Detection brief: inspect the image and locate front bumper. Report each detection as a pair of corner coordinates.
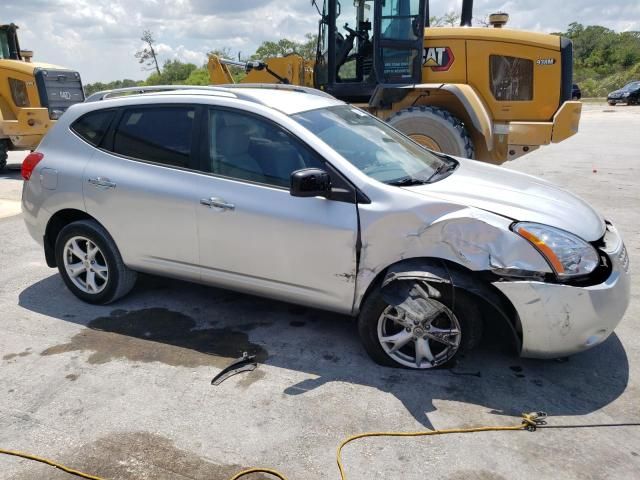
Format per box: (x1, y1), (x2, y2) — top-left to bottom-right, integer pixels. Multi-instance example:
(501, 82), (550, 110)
(494, 224), (630, 359)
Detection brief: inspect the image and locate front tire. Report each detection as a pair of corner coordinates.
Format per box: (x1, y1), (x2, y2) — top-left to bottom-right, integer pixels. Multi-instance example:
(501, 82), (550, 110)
(387, 106), (474, 159)
(55, 219), (137, 304)
(358, 284), (482, 369)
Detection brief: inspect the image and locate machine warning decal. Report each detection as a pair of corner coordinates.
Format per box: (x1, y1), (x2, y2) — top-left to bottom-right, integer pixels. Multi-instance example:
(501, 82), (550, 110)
(423, 47), (454, 71)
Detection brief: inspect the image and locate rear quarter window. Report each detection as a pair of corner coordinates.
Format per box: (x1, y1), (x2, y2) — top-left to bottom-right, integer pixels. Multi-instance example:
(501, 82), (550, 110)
(70, 109), (116, 146)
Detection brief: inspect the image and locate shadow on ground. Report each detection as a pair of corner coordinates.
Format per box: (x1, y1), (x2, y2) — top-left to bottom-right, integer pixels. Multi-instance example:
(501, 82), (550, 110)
(18, 273), (630, 427)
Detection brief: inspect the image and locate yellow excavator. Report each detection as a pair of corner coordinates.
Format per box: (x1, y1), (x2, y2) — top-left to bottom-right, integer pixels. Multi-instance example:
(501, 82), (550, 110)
(208, 0), (581, 164)
(0, 23), (84, 170)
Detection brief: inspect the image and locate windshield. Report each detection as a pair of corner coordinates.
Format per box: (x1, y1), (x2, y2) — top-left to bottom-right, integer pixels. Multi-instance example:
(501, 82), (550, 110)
(0, 30), (10, 59)
(292, 105), (454, 184)
(623, 81), (640, 91)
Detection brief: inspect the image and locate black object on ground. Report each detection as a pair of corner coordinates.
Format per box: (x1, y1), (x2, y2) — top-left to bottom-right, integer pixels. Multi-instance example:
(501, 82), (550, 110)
(211, 352), (258, 386)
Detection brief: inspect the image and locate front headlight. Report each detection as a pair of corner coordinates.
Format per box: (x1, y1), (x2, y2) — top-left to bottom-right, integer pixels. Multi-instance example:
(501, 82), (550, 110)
(513, 222), (599, 279)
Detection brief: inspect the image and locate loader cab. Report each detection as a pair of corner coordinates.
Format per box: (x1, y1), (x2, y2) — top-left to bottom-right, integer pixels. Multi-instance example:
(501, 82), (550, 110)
(0, 24), (22, 60)
(314, 0), (428, 102)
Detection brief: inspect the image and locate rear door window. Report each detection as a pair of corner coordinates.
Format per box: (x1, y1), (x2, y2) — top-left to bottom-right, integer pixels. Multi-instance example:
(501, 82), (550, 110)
(112, 106), (196, 168)
(71, 109), (115, 146)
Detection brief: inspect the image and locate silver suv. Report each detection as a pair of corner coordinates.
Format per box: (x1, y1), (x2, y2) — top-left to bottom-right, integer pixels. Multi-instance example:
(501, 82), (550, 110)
(21, 85), (630, 369)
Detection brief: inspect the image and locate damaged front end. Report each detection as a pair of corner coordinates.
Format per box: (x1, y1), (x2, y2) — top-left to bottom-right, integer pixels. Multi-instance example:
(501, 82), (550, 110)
(380, 258), (523, 357)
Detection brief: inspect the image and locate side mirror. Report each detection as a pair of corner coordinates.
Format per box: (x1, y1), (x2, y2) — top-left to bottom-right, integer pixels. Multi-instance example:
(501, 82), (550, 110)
(290, 168), (332, 198)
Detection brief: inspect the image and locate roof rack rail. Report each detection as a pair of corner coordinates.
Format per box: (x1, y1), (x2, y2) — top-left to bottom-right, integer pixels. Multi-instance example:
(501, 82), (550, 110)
(84, 85), (231, 102)
(218, 83), (336, 99)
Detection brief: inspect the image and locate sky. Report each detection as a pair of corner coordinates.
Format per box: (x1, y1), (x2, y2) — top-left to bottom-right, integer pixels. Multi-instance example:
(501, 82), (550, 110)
(2, 0), (639, 84)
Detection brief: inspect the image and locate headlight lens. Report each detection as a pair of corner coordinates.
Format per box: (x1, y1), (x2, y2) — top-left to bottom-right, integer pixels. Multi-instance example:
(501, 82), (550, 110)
(513, 222), (599, 279)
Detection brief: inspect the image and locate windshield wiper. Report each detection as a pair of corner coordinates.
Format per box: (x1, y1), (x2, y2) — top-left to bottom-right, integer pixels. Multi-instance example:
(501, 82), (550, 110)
(386, 176), (429, 186)
(425, 161), (457, 182)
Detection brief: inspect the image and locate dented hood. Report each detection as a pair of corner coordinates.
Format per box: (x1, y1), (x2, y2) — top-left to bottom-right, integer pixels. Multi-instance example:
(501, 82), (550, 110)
(405, 159), (605, 241)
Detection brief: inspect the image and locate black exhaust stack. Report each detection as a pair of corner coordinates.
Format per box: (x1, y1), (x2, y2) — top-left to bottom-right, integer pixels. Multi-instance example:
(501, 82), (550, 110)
(460, 0), (473, 27)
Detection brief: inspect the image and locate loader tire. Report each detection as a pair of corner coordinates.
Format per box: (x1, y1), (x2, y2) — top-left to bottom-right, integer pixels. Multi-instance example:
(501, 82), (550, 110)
(0, 140), (8, 171)
(387, 106), (474, 159)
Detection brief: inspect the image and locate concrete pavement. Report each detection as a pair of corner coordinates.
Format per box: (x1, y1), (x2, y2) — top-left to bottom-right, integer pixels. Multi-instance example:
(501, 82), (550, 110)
(0, 103), (639, 479)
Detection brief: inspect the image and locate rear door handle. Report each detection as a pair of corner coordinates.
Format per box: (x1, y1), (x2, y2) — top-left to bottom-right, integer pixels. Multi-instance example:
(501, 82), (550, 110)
(88, 177), (116, 189)
(200, 197), (235, 211)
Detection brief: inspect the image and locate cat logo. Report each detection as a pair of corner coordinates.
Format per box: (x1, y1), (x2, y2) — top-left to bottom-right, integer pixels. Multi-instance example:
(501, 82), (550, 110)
(423, 47), (454, 71)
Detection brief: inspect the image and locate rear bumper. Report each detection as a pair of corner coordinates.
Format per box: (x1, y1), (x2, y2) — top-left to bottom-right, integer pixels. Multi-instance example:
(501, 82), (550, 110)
(494, 224), (630, 359)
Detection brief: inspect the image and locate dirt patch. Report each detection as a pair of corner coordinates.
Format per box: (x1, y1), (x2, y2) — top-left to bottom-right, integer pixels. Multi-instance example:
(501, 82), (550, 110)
(446, 470), (507, 480)
(41, 308), (268, 368)
(7, 431), (271, 480)
(236, 369), (267, 389)
(65, 373), (80, 381)
(3, 349), (32, 361)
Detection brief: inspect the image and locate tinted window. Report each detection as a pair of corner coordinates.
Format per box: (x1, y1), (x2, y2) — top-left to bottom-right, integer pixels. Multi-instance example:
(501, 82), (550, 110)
(206, 109), (324, 187)
(113, 107), (195, 168)
(71, 109), (115, 146)
(490, 55), (533, 101)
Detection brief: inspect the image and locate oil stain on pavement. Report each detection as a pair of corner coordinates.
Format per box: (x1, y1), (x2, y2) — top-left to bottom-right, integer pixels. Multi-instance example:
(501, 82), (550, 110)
(40, 308), (268, 368)
(7, 431), (271, 480)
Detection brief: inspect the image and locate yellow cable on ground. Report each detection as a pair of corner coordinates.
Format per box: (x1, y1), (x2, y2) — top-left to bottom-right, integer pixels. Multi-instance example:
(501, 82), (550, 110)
(229, 412), (547, 480)
(229, 467), (289, 479)
(0, 413), (547, 480)
(0, 448), (106, 480)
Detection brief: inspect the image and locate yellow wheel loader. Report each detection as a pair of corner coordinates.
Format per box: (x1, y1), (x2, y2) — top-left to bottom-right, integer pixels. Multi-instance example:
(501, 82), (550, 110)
(0, 23), (84, 170)
(208, 0), (581, 164)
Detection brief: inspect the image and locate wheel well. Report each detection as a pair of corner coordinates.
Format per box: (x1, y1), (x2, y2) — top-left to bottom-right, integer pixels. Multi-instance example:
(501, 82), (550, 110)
(358, 257), (522, 354)
(44, 209), (95, 267)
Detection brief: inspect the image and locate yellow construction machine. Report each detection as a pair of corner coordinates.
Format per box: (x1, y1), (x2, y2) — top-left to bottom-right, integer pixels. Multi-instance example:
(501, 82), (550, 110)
(0, 23), (84, 169)
(208, 0), (581, 164)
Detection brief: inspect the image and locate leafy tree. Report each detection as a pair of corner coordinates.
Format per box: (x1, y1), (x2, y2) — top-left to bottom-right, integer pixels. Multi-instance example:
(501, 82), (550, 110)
(84, 79), (143, 96)
(558, 22), (640, 96)
(252, 34), (318, 62)
(135, 30), (161, 75)
(145, 60), (198, 85)
(430, 12), (460, 27)
(184, 67), (211, 85)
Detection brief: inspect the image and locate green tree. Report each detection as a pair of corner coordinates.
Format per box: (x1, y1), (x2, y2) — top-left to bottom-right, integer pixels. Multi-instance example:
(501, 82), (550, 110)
(252, 34), (318, 62)
(84, 79), (143, 96)
(145, 60), (198, 85)
(558, 22), (640, 97)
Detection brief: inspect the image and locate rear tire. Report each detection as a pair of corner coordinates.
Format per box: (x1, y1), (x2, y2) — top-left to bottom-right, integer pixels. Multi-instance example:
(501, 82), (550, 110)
(55, 219), (137, 304)
(0, 140), (8, 171)
(358, 283), (482, 369)
(387, 106), (474, 159)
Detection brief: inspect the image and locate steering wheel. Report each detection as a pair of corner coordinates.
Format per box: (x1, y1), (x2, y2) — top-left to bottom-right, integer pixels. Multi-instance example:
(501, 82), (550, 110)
(343, 23), (367, 40)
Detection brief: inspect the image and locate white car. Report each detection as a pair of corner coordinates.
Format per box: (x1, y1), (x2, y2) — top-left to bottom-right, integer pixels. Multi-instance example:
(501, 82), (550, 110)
(21, 85), (630, 369)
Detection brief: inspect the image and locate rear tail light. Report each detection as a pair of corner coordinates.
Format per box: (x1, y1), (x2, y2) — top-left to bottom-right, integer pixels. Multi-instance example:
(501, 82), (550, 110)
(22, 152), (44, 180)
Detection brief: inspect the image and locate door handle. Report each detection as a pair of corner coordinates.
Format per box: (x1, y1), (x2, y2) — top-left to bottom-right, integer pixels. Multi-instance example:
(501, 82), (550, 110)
(200, 197), (235, 211)
(88, 177), (116, 189)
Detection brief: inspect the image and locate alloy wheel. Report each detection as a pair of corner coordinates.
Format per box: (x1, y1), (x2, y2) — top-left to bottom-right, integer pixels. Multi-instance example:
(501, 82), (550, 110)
(377, 297), (461, 369)
(62, 236), (109, 294)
